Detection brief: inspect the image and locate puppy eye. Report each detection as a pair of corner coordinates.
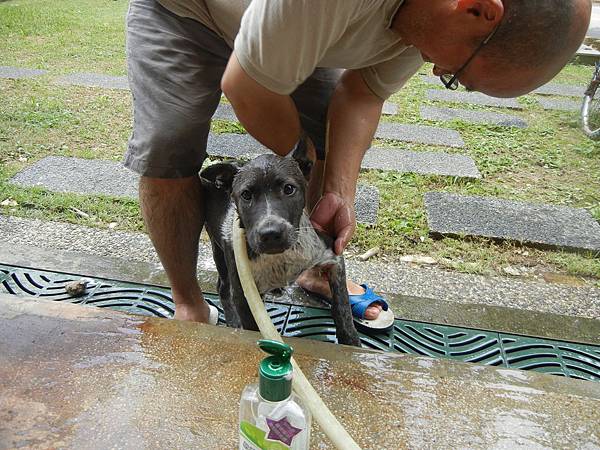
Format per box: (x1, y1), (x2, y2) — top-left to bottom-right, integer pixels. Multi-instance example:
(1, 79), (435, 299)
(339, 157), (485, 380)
(240, 190), (252, 201)
(283, 184), (296, 196)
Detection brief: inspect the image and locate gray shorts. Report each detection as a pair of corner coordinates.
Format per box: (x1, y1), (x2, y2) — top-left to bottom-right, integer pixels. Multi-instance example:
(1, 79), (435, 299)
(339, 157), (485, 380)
(125, 0), (341, 178)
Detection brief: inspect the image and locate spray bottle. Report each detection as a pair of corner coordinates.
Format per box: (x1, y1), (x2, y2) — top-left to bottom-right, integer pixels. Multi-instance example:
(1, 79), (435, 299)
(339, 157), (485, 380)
(239, 340), (311, 450)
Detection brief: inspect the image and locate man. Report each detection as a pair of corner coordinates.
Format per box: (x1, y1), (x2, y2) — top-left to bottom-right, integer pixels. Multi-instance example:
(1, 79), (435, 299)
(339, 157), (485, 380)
(125, 0), (591, 324)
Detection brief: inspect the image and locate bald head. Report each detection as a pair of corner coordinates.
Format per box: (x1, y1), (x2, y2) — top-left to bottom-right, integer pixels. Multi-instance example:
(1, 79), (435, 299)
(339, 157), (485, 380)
(479, 0), (592, 95)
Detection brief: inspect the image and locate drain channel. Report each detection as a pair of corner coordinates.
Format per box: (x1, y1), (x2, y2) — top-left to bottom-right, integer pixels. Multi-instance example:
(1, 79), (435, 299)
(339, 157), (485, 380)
(1, 263), (598, 382)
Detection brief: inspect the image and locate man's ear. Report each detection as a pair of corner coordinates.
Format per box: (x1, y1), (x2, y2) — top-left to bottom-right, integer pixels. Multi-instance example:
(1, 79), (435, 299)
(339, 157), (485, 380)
(457, 0), (503, 26)
(199, 161), (242, 192)
(289, 133), (314, 180)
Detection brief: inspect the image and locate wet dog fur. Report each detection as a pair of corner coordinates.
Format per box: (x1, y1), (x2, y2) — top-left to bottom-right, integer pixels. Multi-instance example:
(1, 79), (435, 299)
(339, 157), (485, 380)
(200, 141), (360, 346)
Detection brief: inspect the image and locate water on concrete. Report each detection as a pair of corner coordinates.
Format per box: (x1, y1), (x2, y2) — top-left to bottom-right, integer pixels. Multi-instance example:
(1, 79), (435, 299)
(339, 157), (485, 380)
(1, 295), (599, 449)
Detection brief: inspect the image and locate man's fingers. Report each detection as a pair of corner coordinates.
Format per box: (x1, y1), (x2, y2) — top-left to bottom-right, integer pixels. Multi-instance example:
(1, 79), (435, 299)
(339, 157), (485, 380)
(310, 192), (356, 254)
(334, 237), (345, 256)
(310, 218), (327, 234)
(334, 225), (355, 255)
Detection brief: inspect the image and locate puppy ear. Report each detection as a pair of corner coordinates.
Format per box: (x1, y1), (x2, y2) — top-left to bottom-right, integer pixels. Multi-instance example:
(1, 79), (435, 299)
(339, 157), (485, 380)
(290, 133), (314, 180)
(200, 161), (241, 192)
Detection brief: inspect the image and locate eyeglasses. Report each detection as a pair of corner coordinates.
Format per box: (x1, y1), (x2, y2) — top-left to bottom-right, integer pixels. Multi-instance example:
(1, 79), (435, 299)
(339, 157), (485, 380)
(440, 24), (500, 90)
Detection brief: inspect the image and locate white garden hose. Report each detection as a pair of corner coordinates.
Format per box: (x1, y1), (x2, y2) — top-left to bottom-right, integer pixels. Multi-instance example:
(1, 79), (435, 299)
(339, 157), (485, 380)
(232, 216), (362, 450)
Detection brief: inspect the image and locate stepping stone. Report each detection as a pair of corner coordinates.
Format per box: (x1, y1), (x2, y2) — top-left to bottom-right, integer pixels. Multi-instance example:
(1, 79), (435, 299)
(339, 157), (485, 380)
(0, 66), (47, 79)
(426, 89), (522, 109)
(421, 75), (444, 86)
(363, 147), (481, 178)
(537, 97), (580, 112)
(422, 75), (584, 98)
(209, 133), (477, 177)
(10, 156), (139, 198)
(213, 101), (398, 121)
(213, 103), (238, 121)
(375, 122), (465, 148)
(207, 133), (268, 159)
(55, 73), (130, 90)
(355, 184), (379, 225)
(420, 105), (527, 128)
(9, 155), (378, 224)
(381, 101), (398, 116)
(533, 84), (585, 98)
(425, 192), (600, 253)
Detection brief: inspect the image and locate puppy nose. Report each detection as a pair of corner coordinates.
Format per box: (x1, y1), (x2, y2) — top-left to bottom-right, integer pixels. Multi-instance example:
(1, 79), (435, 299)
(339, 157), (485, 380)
(259, 225), (285, 244)
(258, 224), (288, 253)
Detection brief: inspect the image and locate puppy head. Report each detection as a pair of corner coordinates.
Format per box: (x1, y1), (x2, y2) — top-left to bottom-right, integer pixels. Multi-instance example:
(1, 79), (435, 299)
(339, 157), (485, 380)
(201, 136), (313, 254)
(232, 153), (307, 255)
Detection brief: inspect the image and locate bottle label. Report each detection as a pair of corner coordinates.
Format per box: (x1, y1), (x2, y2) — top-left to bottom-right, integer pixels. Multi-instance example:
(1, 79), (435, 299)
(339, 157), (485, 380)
(240, 418), (302, 450)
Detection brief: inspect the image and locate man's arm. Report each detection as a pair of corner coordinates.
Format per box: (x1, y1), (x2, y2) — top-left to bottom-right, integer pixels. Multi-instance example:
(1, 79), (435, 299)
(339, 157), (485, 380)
(222, 55), (382, 254)
(311, 69), (384, 254)
(221, 54), (304, 157)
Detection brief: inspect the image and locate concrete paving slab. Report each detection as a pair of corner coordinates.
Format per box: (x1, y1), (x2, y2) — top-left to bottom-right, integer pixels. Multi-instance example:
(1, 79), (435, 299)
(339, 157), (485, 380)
(2, 295), (599, 450)
(533, 84), (586, 97)
(212, 101), (398, 121)
(207, 132), (268, 159)
(9, 155), (377, 224)
(381, 101), (397, 115)
(421, 75), (443, 86)
(375, 122), (465, 147)
(420, 105), (527, 128)
(355, 184), (379, 225)
(427, 89), (522, 109)
(212, 102), (238, 121)
(425, 192), (600, 253)
(421, 75), (585, 98)
(10, 156), (139, 198)
(363, 147), (481, 178)
(537, 97), (581, 112)
(0, 66), (47, 79)
(54, 73), (130, 90)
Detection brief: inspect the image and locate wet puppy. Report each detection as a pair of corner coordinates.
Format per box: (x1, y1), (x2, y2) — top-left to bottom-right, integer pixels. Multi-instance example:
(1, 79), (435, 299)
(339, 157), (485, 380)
(200, 140), (360, 346)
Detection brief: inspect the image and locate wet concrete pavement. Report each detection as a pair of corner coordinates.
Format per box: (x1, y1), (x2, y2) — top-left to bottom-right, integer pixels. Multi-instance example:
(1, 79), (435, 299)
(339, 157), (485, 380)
(1, 295), (599, 449)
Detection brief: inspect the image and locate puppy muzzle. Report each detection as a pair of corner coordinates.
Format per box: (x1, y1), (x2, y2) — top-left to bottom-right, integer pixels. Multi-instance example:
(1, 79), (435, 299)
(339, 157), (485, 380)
(249, 217), (296, 255)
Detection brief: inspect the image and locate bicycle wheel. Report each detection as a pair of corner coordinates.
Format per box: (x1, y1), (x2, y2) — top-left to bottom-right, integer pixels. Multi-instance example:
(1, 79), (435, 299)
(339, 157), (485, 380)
(581, 64), (600, 140)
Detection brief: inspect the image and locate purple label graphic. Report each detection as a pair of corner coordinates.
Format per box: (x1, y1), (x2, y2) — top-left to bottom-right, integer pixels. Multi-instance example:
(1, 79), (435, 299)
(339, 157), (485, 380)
(266, 417), (302, 446)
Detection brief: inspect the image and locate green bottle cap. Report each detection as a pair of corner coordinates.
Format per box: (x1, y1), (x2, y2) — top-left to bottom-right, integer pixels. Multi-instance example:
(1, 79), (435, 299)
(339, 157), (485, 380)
(258, 340), (294, 402)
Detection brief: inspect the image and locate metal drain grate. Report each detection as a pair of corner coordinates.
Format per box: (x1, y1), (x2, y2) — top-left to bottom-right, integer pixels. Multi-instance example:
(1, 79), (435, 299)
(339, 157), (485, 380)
(1, 264), (599, 382)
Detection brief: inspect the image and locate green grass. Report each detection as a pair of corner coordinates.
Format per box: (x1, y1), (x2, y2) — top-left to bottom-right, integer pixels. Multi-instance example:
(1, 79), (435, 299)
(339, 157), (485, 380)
(0, 0), (128, 75)
(0, 0), (599, 282)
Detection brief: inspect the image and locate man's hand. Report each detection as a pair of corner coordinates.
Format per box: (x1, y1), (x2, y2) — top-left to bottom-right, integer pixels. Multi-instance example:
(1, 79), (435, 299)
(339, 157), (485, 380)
(310, 192), (356, 255)
(312, 70), (382, 255)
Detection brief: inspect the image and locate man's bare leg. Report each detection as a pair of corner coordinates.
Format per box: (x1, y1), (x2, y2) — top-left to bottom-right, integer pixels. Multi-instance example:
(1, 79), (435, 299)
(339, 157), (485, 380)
(139, 176), (211, 322)
(298, 160), (382, 320)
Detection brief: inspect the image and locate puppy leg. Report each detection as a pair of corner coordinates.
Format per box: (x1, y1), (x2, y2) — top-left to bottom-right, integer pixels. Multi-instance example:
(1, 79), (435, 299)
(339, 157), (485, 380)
(212, 242), (242, 328)
(225, 248), (260, 331)
(328, 259), (361, 346)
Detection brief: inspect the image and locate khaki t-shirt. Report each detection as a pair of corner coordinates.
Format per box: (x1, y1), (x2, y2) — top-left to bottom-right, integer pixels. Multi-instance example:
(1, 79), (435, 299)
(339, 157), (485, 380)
(157, 0), (423, 100)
